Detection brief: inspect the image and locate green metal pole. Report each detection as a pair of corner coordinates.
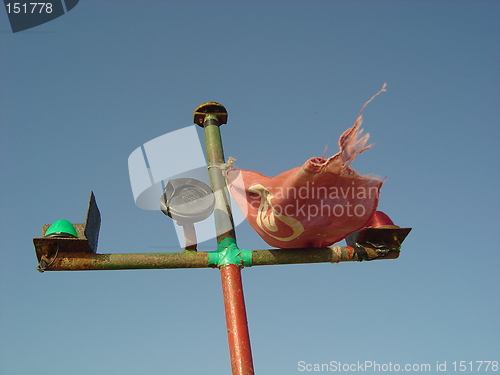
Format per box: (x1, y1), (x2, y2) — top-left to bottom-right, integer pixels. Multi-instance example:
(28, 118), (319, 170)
(195, 102), (255, 375)
(203, 116), (237, 243)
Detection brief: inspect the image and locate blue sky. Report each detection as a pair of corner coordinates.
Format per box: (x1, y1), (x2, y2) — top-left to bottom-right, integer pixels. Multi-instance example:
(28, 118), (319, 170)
(1, 1), (499, 374)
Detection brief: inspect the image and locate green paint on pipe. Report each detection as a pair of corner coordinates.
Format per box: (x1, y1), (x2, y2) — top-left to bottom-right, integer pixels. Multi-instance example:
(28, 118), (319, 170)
(208, 238), (252, 268)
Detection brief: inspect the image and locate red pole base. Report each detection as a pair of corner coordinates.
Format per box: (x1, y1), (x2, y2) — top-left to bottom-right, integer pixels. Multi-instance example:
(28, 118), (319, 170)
(220, 264), (255, 375)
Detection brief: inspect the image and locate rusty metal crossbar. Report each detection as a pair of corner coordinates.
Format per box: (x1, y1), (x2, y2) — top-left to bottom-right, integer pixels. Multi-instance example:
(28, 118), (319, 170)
(32, 244), (399, 271)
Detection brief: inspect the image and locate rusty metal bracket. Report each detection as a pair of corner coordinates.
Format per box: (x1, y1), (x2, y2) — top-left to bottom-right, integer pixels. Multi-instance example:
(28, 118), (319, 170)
(36, 244), (60, 273)
(33, 191), (101, 270)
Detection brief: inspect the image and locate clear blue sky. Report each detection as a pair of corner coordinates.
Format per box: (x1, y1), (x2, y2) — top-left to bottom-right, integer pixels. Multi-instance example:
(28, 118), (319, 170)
(1, 1), (499, 374)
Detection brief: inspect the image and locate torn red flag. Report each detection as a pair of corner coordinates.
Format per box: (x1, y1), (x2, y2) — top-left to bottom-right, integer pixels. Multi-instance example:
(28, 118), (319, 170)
(226, 85), (387, 248)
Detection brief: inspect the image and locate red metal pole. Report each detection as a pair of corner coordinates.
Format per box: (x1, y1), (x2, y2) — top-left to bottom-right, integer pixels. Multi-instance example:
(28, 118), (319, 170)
(220, 263), (255, 375)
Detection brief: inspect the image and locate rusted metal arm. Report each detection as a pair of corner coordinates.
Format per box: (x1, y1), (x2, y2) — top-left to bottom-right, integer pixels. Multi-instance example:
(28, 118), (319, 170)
(251, 245), (399, 265)
(34, 249), (209, 271)
(33, 243), (398, 272)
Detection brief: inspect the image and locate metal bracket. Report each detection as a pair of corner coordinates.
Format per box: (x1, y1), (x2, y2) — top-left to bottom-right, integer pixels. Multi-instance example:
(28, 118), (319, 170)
(33, 191), (101, 270)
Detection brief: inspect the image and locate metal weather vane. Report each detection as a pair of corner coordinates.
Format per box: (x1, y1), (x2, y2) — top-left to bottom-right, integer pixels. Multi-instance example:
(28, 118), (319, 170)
(33, 91), (411, 375)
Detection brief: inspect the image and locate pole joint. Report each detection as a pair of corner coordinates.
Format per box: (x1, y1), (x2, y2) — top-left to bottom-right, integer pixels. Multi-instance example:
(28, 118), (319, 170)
(208, 238), (252, 268)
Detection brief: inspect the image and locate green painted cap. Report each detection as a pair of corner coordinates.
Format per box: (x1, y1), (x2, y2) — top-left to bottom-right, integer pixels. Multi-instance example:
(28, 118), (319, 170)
(45, 219), (78, 238)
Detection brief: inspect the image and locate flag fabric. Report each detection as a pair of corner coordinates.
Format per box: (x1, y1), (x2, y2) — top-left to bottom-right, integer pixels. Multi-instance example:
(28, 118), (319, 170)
(226, 85), (386, 248)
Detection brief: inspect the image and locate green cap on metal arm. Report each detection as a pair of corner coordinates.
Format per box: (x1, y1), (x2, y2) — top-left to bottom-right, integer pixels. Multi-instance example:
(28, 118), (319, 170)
(44, 219), (78, 238)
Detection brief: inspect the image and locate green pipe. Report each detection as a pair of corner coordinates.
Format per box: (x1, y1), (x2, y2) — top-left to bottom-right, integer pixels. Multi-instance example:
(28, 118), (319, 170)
(37, 251), (210, 271)
(250, 246), (399, 266)
(202, 115), (237, 244)
(36, 246), (398, 271)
